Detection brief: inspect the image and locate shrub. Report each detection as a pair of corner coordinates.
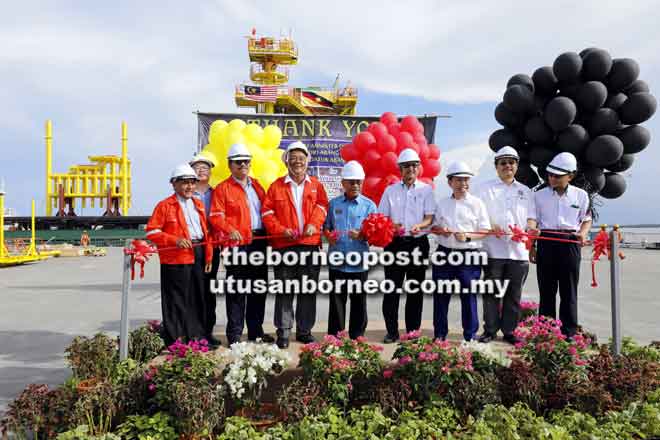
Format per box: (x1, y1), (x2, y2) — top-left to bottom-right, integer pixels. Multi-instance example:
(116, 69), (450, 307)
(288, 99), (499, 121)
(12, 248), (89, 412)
(619, 336), (660, 362)
(0, 383), (50, 438)
(65, 334), (118, 381)
(115, 412), (177, 440)
(168, 381), (225, 436)
(127, 325), (164, 364)
(55, 424), (120, 440)
(276, 377), (328, 423)
(518, 300), (539, 321)
(374, 377), (416, 417)
(71, 381), (119, 436)
(298, 332), (383, 408)
(495, 359), (543, 413)
(447, 371), (501, 416)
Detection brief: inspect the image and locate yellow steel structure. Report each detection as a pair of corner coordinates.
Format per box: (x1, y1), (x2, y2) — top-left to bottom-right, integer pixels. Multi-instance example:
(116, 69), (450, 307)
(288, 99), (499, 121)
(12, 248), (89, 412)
(0, 193), (54, 267)
(235, 32), (358, 115)
(45, 120), (131, 216)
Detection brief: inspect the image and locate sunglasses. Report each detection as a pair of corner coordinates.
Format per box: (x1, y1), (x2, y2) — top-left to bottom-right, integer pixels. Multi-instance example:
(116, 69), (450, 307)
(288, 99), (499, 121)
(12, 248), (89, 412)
(231, 159), (251, 166)
(401, 162), (421, 169)
(497, 160), (517, 166)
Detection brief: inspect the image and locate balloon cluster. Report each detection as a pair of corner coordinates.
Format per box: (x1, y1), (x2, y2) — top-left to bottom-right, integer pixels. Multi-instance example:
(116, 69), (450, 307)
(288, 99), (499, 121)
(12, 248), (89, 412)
(203, 119), (286, 189)
(339, 112), (441, 205)
(489, 48), (656, 199)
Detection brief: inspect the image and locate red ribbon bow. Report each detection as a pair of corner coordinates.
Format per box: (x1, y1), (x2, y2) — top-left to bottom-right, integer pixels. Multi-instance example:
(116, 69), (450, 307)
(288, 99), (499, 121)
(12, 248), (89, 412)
(124, 240), (158, 280)
(360, 213), (395, 247)
(591, 230), (610, 287)
(509, 225), (534, 251)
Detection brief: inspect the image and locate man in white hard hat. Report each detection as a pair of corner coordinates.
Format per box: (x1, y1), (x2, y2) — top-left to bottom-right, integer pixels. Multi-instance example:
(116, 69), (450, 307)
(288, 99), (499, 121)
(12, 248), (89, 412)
(378, 148), (435, 343)
(532, 152), (591, 338)
(262, 141), (329, 348)
(209, 143), (275, 346)
(323, 160), (376, 339)
(431, 161), (490, 341)
(190, 151), (221, 347)
(145, 163), (213, 346)
(475, 147), (538, 345)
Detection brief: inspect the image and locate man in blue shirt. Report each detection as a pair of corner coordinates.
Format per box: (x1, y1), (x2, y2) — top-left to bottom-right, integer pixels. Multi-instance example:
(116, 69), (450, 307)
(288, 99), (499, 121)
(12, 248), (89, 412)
(324, 161), (376, 339)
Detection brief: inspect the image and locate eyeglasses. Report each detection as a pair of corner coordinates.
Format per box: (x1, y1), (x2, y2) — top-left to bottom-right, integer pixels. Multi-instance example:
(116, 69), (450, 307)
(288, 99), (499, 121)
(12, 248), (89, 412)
(401, 162), (421, 169)
(497, 160), (517, 166)
(192, 164), (210, 171)
(177, 179), (197, 185)
(231, 160), (251, 166)
(547, 172), (564, 179)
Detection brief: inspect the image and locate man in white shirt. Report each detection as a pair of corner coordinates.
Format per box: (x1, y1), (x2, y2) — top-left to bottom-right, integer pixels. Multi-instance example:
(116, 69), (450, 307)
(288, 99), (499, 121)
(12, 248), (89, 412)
(531, 152), (592, 337)
(475, 147), (537, 345)
(431, 161), (490, 341)
(378, 148), (435, 343)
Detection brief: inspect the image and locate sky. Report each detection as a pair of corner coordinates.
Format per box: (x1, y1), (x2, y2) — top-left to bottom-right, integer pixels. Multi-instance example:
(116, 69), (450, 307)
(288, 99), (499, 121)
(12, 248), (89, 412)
(1, 0), (659, 225)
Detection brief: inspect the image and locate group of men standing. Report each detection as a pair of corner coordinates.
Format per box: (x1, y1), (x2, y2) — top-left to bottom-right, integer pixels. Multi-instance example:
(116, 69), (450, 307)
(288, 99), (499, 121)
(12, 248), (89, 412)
(146, 138), (591, 350)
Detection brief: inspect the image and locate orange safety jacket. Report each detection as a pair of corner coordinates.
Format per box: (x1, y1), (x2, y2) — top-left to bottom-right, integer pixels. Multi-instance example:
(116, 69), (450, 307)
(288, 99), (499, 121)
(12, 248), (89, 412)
(145, 194), (212, 264)
(209, 176), (267, 246)
(261, 175), (329, 249)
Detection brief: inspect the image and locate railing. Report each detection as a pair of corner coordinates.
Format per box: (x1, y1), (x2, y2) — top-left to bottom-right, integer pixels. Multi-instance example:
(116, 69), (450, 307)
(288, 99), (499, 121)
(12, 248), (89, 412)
(249, 64), (290, 83)
(248, 37), (298, 58)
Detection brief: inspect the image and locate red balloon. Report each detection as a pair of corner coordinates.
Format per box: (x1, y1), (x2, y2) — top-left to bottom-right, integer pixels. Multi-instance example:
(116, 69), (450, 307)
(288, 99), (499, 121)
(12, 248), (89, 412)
(377, 134), (397, 154)
(380, 112), (398, 126)
(382, 151), (399, 175)
(395, 131), (415, 149)
(417, 164), (424, 178)
(363, 176), (381, 198)
(419, 177), (434, 187)
(400, 115), (420, 133)
(340, 143), (357, 162)
(387, 123), (401, 137)
(418, 143), (430, 161)
(368, 122), (388, 140)
(383, 174), (400, 187)
(364, 149), (381, 173)
(414, 121), (425, 134)
(428, 144), (440, 160)
(354, 131), (377, 153)
(423, 159), (441, 178)
(412, 132), (428, 147)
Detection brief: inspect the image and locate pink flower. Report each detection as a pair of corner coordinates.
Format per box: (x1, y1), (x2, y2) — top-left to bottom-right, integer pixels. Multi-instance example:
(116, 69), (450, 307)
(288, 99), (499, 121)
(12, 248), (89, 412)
(568, 346), (577, 356)
(398, 355), (412, 366)
(370, 344), (384, 352)
(313, 350), (322, 358)
(383, 369), (393, 379)
(356, 336), (367, 343)
(148, 383), (156, 392)
(337, 330), (349, 338)
(347, 383), (353, 391)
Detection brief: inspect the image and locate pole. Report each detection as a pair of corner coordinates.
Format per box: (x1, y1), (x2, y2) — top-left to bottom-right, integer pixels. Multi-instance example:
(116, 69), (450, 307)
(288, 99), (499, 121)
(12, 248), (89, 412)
(610, 226), (622, 355)
(0, 189), (5, 259)
(29, 200), (36, 255)
(119, 238), (132, 360)
(46, 120), (53, 216)
(121, 121), (129, 215)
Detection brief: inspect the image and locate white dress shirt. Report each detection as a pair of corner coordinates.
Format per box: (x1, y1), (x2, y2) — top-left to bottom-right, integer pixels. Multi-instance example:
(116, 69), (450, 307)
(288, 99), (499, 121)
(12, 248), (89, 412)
(534, 185), (591, 231)
(233, 176), (263, 230)
(433, 192), (491, 250)
(285, 174), (311, 234)
(378, 180), (435, 237)
(476, 178), (536, 260)
(176, 195), (204, 240)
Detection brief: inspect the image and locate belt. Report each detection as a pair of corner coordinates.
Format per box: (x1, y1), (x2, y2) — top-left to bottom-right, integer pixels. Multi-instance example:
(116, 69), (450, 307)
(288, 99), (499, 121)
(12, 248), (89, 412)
(251, 228), (266, 236)
(396, 235), (427, 242)
(190, 238), (204, 243)
(541, 229), (576, 233)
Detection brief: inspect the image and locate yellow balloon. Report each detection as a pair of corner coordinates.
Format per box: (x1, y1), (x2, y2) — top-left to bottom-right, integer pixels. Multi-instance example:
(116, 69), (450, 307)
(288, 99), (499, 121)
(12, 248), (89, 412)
(224, 130), (246, 149)
(263, 125), (283, 150)
(244, 123), (264, 146)
(210, 120), (228, 131)
(208, 121), (227, 146)
(228, 119), (247, 133)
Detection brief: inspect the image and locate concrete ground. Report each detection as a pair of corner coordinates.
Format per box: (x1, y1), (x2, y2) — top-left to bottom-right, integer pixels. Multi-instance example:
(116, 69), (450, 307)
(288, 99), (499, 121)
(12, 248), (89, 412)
(1, 245), (659, 412)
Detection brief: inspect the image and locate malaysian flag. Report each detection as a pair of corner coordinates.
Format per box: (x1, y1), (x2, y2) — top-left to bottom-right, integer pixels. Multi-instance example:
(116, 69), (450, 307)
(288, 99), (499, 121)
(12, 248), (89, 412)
(243, 85), (277, 102)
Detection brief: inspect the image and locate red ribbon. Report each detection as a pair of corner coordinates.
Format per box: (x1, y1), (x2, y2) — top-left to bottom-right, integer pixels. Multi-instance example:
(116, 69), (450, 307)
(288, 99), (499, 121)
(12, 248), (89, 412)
(123, 240), (158, 280)
(360, 213), (396, 247)
(591, 229), (610, 287)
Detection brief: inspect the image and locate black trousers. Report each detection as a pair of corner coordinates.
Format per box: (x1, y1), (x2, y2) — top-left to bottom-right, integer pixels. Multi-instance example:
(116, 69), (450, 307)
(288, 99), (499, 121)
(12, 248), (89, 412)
(202, 247), (221, 337)
(224, 238), (269, 342)
(536, 231), (581, 336)
(482, 258), (529, 337)
(382, 235), (429, 338)
(328, 269), (368, 339)
(159, 245), (206, 346)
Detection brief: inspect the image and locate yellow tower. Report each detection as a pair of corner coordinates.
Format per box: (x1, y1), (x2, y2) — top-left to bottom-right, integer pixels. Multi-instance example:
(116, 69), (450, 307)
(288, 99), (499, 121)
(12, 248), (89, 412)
(234, 30), (358, 115)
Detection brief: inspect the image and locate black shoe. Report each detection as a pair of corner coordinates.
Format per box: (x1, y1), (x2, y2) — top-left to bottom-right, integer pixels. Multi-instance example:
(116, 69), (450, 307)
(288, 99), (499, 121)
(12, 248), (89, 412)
(276, 337), (289, 349)
(248, 333), (276, 343)
(227, 337), (241, 347)
(434, 335), (447, 342)
(478, 333), (495, 343)
(503, 334), (520, 345)
(295, 334), (316, 344)
(383, 334), (399, 344)
(206, 335), (222, 348)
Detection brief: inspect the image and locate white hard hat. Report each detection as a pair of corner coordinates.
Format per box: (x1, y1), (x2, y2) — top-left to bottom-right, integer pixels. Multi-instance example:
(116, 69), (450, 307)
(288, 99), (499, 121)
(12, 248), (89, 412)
(341, 161), (365, 180)
(227, 143), (252, 161)
(286, 141), (309, 156)
(189, 151), (216, 168)
(446, 161), (475, 178)
(397, 148), (421, 164)
(494, 146), (519, 161)
(546, 152), (577, 175)
(170, 163), (199, 182)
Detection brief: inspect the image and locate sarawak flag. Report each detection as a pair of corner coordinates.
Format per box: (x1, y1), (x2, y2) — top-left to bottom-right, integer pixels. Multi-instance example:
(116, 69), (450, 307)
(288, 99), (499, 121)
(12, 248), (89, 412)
(301, 89), (334, 108)
(244, 85), (277, 102)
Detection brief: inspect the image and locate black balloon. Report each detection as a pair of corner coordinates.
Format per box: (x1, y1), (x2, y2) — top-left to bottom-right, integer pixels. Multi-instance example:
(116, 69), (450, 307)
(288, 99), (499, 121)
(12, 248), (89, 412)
(617, 125), (651, 154)
(604, 93), (627, 111)
(507, 74), (535, 93)
(489, 128), (521, 152)
(545, 96), (577, 131)
(581, 166), (606, 192)
(619, 92), (657, 124)
(579, 47), (601, 58)
(504, 84), (535, 113)
(532, 66), (558, 96)
(529, 145), (556, 167)
(606, 58), (640, 92)
(517, 148), (531, 162)
(575, 81), (608, 112)
(524, 116), (554, 144)
(557, 124), (590, 156)
(515, 161), (540, 188)
(559, 82), (581, 100)
(625, 79), (650, 94)
(606, 154), (635, 172)
(553, 52), (583, 83)
(589, 108), (620, 136)
(494, 102), (523, 128)
(584, 135), (624, 167)
(600, 172), (627, 198)
(582, 49), (612, 81)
